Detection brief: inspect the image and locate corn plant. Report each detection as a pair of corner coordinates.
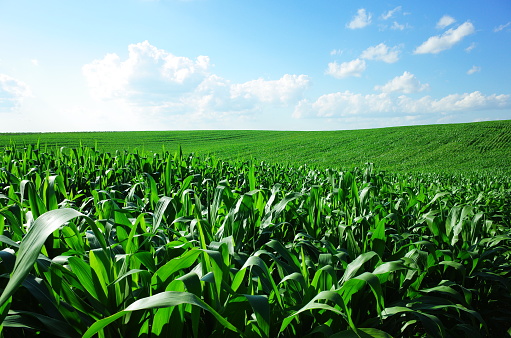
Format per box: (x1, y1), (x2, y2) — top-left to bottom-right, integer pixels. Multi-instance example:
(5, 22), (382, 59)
(0, 144), (510, 337)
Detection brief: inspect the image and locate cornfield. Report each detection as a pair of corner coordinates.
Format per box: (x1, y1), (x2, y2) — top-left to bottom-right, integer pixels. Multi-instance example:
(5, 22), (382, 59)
(0, 144), (510, 337)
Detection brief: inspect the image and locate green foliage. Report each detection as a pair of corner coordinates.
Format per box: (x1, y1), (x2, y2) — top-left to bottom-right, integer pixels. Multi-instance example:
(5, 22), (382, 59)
(0, 143), (509, 337)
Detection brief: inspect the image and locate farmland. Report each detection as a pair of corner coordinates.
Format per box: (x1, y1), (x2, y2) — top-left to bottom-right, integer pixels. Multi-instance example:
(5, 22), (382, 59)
(0, 121), (510, 336)
(1, 120), (511, 174)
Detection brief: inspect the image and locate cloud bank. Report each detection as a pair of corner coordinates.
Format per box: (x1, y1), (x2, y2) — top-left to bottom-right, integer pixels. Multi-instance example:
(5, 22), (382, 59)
(83, 41), (310, 122)
(293, 91), (510, 119)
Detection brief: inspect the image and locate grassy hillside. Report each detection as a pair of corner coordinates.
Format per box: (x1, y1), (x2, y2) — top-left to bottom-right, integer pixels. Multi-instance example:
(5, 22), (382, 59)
(1, 120), (510, 173)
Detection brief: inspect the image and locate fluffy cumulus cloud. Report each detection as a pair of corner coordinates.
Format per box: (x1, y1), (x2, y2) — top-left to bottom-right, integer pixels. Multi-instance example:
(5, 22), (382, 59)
(0, 74), (32, 112)
(83, 41), (310, 120)
(83, 41), (210, 101)
(375, 72), (430, 93)
(346, 9), (372, 29)
(414, 21), (475, 54)
(360, 43), (400, 63)
(436, 15), (456, 29)
(293, 91), (510, 119)
(325, 59), (366, 78)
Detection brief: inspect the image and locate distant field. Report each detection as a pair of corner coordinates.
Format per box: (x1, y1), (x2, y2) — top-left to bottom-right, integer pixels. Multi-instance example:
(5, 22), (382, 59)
(1, 120), (510, 173)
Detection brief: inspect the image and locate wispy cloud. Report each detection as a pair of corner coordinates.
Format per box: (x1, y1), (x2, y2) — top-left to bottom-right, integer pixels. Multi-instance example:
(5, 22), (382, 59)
(360, 43), (400, 63)
(467, 66), (481, 75)
(325, 59), (366, 78)
(346, 9), (372, 29)
(465, 42), (476, 53)
(414, 21), (475, 54)
(436, 15), (456, 29)
(381, 6), (402, 20)
(330, 49), (343, 56)
(375, 72), (430, 93)
(494, 22), (511, 32)
(390, 21), (405, 30)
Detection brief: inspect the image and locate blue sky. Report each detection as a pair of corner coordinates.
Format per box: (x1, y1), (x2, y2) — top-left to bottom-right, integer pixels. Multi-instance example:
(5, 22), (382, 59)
(1, 0), (510, 131)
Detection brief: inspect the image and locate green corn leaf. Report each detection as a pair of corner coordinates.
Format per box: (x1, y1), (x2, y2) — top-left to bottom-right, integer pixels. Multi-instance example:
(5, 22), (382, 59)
(244, 294), (270, 338)
(133, 251), (156, 273)
(382, 306), (446, 337)
(3, 310), (79, 338)
(0, 209), (100, 308)
(20, 180), (46, 219)
(280, 291), (349, 333)
(341, 251), (379, 284)
(67, 256), (107, 304)
(82, 291), (242, 338)
(153, 249), (202, 284)
(21, 275), (63, 320)
(331, 327), (393, 338)
(152, 196), (172, 233)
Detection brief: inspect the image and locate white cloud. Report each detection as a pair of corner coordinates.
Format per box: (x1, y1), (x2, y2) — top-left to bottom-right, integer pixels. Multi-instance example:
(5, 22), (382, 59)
(293, 92), (393, 118)
(380, 21), (411, 31)
(171, 74), (311, 121)
(83, 41), (310, 120)
(390, 21), (405, 30)
(431, 92), (509, 111)
(360, 43), (400, 63)
(330, 49), (343, 56)
(375, 72), (430, 93)
(83, 53), (129, 100)
(325, 59), (366, 78)
(31, 59), (39, 66)
(436, 15), (456, 29)
(414, 21), (475, 54)
(381, 6), (401, 20)
(293, 91), (510, 119)
(346, 9), (372, 29)
(231, 74), (310, 105)
(0, 74), (32, 112)
(467, 66), (481, 75)
(465, 42), (476, 53)
(494, 22), (511, 32)
(83, 41), (210, 101)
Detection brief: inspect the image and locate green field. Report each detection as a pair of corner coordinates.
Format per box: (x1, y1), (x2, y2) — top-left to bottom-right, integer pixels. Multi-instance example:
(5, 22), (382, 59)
(1, 119), (510, 174)
(0, 121), (510, 337)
